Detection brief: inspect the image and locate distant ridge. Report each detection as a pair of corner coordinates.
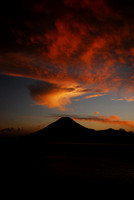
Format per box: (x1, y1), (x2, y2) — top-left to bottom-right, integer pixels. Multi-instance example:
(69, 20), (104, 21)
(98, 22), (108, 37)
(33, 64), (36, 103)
(31, 117), (134, 143)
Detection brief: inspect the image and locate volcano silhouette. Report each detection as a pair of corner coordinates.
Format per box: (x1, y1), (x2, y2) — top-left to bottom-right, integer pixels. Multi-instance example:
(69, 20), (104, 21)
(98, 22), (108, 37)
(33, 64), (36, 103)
(32, 117), (95, 142)
(31, 117), (134, 143)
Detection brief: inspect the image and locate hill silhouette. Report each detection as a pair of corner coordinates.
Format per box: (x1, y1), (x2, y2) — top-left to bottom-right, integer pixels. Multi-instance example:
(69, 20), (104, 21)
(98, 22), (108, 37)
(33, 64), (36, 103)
(31, 117), (134, 143)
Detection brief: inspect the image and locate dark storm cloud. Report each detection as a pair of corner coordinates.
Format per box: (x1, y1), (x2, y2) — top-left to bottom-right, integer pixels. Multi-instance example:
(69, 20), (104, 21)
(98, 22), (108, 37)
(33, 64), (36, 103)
(0, 0), (134, 109)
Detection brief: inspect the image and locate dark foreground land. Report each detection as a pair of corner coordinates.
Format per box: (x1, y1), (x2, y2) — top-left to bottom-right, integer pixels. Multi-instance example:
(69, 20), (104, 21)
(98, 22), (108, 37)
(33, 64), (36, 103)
(1, 118), (134, 188)
(1, 138), (134, 186)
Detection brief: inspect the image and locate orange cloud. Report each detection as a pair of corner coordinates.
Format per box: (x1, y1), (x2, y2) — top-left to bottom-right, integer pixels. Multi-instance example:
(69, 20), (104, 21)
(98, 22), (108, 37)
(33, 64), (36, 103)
(74, 115), (134, 129)
(1, 0), (134, 110)
(112, 96), (134, 102)
(85, 93), (105, 99)
(29, 82), (88, 111)
(94, 112), (99, 115)
(125, 96), (134, 102)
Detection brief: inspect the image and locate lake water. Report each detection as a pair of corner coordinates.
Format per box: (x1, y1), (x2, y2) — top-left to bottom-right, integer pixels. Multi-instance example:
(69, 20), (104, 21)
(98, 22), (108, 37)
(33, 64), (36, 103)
(1, 143), (134, 185)
(32, 143), (134, 184)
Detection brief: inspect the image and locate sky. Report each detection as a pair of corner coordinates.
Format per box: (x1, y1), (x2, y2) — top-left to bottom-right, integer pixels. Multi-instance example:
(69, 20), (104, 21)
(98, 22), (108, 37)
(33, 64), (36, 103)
(0, 0), (134, 135)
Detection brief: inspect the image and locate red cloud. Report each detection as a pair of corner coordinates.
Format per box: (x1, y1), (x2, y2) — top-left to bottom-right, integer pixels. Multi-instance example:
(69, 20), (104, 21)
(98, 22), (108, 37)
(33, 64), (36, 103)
(1, 0), (134, 109)
(63, 0), (118, 19)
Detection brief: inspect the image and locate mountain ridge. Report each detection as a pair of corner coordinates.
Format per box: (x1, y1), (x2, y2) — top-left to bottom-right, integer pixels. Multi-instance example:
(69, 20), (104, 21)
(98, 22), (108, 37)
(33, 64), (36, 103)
(30, 117), (134, 143)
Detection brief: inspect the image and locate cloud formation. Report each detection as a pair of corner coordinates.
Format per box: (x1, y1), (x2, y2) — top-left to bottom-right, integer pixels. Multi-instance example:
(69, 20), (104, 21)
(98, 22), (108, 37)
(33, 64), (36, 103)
(112, 96), (134, 102)
(29, 81), (87, 110)
(0, 128), (23, 136)
(94, 112), (100, 115)
(0, 0), (134, 109)
(85, 94), (105, 99)
(55, 114), (134, 129)
(75, 115), (134, 129)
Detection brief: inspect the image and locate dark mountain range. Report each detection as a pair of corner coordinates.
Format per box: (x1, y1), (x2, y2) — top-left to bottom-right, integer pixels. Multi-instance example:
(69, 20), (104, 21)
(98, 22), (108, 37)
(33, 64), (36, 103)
(31, 117), (134, 144)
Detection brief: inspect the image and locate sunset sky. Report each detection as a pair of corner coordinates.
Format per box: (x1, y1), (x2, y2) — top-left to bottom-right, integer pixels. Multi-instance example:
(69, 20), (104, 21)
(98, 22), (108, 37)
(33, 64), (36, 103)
(1, 0), (134, 135)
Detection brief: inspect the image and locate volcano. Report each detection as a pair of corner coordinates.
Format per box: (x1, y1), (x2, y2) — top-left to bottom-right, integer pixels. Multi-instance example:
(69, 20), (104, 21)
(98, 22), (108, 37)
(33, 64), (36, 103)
(32, 117), (95, 142)
(30, 117), (134, 143)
